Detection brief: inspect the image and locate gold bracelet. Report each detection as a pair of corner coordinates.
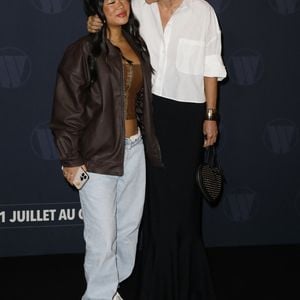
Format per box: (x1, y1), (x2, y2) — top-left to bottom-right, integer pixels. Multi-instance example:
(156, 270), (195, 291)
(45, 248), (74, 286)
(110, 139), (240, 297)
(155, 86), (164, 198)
(205, 108), (218, 121)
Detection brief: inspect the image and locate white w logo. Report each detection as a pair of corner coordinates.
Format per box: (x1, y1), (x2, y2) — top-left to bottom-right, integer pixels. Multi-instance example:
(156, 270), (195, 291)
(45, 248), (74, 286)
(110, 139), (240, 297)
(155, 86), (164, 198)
(31, 125), (59, 160)
(207, 0), (232, 13)
(265, 122), (298, 154)
(231, 56), (261, 85)
(228, 50), (264, 86)
(269, 0), (300, 15)
(0, 55), (30, 88)
(32, 0), (72, 14)
(224, 189), (256, 222)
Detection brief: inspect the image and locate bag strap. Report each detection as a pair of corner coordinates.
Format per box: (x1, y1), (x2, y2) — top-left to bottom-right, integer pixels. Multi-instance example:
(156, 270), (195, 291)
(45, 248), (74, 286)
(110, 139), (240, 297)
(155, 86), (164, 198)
(205, 146), (219, 168)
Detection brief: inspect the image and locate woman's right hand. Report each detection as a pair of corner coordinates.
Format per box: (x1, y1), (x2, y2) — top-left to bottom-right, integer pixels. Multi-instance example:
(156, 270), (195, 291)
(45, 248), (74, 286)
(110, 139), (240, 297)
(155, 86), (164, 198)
(62, 165), (87, 186)
(87, 15), (102, 33)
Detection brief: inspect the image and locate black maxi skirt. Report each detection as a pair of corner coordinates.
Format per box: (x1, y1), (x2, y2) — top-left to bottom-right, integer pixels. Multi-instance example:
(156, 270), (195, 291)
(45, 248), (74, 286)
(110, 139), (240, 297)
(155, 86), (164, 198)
(137, 95), (216, 300)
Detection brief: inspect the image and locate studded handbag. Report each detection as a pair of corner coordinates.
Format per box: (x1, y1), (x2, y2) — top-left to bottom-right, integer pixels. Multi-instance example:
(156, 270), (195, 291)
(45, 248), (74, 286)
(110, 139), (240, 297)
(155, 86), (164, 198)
(196, 146), (224, 205)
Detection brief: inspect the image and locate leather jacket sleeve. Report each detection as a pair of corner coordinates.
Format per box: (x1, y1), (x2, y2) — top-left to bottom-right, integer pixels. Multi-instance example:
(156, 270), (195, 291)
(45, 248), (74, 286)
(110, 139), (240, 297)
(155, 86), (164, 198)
(50, 41), (90, 167)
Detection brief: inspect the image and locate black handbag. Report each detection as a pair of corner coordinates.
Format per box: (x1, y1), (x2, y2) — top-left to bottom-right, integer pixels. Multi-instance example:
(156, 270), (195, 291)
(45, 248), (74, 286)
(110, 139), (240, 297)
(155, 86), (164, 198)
(196, 146), (224, 205)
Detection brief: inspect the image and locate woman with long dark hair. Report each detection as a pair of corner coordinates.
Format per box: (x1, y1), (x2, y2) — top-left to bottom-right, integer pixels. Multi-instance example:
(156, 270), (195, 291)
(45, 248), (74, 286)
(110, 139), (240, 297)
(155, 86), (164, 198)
(50, 0), (161, 299)
(87, 0), (227, 299)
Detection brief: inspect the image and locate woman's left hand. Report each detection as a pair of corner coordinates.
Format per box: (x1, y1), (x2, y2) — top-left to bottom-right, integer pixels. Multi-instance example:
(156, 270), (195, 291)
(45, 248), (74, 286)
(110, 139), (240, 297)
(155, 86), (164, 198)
(203, 120), (218, 147)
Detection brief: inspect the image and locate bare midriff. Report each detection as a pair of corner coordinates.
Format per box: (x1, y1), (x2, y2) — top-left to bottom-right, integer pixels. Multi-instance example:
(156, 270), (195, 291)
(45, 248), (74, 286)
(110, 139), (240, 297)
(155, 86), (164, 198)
(125, 119), (139, 138)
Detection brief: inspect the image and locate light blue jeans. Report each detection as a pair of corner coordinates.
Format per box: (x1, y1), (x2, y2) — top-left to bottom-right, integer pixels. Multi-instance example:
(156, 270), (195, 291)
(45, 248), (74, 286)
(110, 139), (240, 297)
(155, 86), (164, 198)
(79, 132), (145, 300)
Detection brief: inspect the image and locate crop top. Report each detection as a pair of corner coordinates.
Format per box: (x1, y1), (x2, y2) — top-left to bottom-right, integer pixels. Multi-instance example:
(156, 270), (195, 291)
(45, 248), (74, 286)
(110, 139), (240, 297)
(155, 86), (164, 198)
(122, 57), (143, 120)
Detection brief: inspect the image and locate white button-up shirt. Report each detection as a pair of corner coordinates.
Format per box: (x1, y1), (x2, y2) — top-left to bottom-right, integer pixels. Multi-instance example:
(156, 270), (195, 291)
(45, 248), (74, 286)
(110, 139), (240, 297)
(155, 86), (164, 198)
(132, 0), (227, 103)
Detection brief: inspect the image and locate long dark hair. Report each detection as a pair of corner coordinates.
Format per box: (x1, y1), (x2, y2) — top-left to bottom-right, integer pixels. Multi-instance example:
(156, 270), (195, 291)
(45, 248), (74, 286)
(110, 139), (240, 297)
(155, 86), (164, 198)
(84, 0), (152, 84)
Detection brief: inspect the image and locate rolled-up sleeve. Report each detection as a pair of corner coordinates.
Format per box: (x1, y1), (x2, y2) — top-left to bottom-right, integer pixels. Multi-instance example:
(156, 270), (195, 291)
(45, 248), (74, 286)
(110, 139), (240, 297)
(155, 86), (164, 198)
(204, 7), (227, 81)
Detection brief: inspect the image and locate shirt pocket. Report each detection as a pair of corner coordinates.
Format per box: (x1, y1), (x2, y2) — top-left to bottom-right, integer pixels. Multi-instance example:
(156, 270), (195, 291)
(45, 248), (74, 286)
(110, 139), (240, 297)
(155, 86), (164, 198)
(176, 38), (205, 75)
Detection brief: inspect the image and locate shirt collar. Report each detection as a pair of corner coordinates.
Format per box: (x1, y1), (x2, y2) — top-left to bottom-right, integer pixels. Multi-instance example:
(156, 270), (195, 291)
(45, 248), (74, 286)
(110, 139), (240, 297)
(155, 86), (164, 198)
(143, 0), (192, 9)
(180, 0), (193, 9)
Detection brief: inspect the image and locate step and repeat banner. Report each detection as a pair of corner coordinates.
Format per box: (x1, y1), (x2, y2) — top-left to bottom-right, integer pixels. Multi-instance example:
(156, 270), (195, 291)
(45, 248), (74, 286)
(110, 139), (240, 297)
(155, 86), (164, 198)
(0, 0), (299, 256)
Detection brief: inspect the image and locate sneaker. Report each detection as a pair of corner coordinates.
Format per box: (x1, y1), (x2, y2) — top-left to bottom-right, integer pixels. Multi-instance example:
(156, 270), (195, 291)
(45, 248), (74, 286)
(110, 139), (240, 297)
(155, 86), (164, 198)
(113, 292), (123, 300)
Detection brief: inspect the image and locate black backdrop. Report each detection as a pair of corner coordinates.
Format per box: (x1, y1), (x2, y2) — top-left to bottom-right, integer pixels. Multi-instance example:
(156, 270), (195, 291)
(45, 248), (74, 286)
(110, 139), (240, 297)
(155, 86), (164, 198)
(0, 0), (299, 257)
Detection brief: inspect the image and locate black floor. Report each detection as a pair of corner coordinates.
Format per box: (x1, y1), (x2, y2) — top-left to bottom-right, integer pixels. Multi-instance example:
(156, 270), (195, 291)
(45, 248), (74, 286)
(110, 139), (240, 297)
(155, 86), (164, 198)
(1, 245), (299, 300)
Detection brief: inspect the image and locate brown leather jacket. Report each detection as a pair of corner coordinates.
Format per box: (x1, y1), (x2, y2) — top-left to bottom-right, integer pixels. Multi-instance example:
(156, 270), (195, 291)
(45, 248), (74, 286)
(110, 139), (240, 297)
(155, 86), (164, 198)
(50, 34), (161, 176)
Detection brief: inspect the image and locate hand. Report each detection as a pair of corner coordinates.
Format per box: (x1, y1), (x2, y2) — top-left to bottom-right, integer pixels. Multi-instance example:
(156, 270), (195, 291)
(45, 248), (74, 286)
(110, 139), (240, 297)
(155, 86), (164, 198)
(203, 120), (218, 147)
(62, 165), (87, 185)
(87, 15), (102, 33)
